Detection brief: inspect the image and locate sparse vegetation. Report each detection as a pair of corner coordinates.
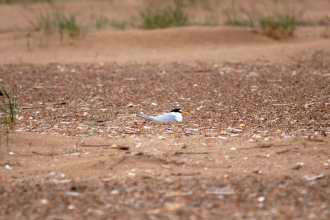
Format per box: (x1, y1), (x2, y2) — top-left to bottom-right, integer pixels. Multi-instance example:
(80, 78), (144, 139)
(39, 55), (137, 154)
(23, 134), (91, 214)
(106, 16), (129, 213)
(140, 3), (189, 29)
(137, 0), (221, 29)
(29, 10), (83, 39)
(223, 2), (299, 39)
(19, 0), (301, 39)
(94, 15), (109, 30)
(74, 114), (101, 152)
(110, 19), (128, 30)
(0, 86), (19, 156)
(224, 14), (253, 27)
(222, 1), (255, 27)
(0, 86), (18, 130)
(257, 13), (297, 39)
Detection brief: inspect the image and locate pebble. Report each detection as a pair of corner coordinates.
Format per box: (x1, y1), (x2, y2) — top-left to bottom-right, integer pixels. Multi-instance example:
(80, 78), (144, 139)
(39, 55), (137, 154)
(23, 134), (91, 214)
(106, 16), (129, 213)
(5, 164), (12, 170)
(258, 196), (265, 202)
(41, 199), (49, 205)
(68, 204), (75, 210)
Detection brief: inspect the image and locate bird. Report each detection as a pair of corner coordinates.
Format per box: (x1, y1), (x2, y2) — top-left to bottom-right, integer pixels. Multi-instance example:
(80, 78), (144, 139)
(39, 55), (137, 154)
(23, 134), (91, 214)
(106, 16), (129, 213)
(136, 108), (188, 122)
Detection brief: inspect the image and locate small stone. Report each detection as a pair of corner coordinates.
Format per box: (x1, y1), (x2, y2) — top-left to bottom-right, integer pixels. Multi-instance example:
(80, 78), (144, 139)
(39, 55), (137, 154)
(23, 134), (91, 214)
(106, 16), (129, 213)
(128, 172), (136, 177)
(303, 174), (324, 181)
(258, 196), (265, 202)
(4, 164), (12, 170)
(41, 199), (49, 205)
(228, 128), (242, 133)
(252, 134), (262, 139)
(162, 165), (171, 169)
(292, 162), (304, 170)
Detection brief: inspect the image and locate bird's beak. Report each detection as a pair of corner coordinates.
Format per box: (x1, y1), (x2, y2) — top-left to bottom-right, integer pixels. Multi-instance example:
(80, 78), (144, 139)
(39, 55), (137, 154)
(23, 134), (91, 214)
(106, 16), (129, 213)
(181, 111), (188, 115)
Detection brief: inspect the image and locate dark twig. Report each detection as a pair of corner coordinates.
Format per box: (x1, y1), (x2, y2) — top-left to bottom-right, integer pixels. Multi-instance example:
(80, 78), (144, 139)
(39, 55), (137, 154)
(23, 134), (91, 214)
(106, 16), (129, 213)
(276, 146), (299, 154)
(109, 157), (126, 170)
(80, 144), (130, 150)
(32, 151), (56, 156)
(174, 152), (210, 155)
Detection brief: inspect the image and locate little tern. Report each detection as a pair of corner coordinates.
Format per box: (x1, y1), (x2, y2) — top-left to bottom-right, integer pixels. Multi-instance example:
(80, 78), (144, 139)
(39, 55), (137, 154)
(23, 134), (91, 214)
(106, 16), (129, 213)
(136, 109), (188, 122)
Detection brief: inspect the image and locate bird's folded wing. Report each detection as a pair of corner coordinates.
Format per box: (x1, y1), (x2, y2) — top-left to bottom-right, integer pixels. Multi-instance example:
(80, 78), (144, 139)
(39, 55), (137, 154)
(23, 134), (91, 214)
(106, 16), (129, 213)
(153, 113), (176, 122)
(136, 114), (155, 121)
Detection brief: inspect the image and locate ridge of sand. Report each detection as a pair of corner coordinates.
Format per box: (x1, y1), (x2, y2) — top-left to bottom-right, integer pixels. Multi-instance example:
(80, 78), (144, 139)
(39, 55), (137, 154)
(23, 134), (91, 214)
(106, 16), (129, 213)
(1, 26), (329, 65)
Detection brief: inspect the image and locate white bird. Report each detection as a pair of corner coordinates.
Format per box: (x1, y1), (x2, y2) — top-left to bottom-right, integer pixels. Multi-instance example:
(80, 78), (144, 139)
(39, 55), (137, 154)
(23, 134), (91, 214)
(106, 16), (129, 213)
(136, 109), (188, 122)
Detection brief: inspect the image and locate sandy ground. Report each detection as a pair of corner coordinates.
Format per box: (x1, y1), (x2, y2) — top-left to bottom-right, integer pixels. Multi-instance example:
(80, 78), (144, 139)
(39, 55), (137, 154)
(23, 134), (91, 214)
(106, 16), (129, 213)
(0, 0), (330, 219)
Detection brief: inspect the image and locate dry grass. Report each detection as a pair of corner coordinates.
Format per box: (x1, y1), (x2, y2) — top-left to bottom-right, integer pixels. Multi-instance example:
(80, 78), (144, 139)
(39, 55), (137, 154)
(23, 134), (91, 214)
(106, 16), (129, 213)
(0, 86), (19, 156)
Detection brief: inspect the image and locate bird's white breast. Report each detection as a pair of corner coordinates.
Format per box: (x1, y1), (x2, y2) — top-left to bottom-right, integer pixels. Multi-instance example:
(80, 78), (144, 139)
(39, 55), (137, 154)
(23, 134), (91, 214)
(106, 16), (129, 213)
(172, 112), (183, 122)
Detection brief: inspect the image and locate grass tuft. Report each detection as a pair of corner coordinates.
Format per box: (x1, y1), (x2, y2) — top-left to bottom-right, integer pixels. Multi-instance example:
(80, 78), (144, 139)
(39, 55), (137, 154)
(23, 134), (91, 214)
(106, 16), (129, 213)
(257, 13), (297, 39)
(29, 10), (83, 39)
(94, 15), (109, 30)
(56, 13), (81, 38)
(74, 114), (101, 152)
(0, 86), (19, 130)
(0, 86), (19, 156)
(222, 2), (255, 28)
(223, 2), (299, 40)
(140, 4), (189, 29)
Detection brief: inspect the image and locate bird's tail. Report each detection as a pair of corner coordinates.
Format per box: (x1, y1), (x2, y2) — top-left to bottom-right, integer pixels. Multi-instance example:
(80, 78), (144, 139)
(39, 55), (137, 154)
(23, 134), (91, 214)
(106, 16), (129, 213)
(136, 114), (155, 121)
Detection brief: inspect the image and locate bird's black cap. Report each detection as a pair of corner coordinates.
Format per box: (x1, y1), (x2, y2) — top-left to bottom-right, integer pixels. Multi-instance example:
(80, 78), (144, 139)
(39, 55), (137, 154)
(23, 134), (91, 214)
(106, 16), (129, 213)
(171, 109), (182, 113)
